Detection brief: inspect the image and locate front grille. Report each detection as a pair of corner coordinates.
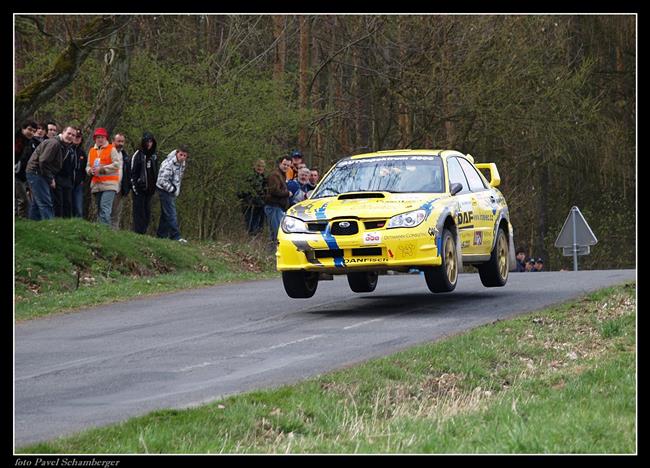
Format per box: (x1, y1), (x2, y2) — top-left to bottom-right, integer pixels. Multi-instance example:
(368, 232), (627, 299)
(364, 220), (386, 229)
(314, 249), (343, 258)
(331, 220), (359, 235)
(351, 247), (383, 256)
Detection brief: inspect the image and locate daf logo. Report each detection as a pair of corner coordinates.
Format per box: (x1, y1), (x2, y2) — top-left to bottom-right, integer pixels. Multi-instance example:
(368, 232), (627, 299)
(338, 221), (351, 228)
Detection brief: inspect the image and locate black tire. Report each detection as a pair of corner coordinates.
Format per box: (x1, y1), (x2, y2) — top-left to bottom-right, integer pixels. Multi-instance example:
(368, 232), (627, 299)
(424, 228), (458, 293)
(478, 227), (509, 287)
(282, 270), (319, 298)
(347, 271), (379, 293)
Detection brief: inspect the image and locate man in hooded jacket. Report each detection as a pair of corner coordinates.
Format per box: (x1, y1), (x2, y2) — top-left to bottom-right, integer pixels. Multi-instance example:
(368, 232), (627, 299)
(130, 132), (158, 234)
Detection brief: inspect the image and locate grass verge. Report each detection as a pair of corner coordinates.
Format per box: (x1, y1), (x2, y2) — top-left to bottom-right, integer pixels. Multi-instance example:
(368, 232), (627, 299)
(18, 282), (636, 454)
(14, 218), (277, 321)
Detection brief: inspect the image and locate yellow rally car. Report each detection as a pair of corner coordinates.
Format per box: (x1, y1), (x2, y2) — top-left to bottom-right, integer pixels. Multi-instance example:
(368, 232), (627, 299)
(277, 149), (515, 298)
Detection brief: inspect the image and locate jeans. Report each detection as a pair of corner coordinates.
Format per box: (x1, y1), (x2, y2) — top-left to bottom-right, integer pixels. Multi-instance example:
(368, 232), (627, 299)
(71, 184), (84, 218)
(132, 192), (154, 234)
(111, 190), (127, 229)
(53, 184), (73, 218)
(26, 172), (54, 221)
(156, 189), (181, 240)
(94, 190), (116, 226)
(264, 204), (285, 245)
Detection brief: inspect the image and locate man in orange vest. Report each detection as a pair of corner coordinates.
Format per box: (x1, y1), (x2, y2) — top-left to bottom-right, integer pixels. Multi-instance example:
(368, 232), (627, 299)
(86, 127), (122, 226)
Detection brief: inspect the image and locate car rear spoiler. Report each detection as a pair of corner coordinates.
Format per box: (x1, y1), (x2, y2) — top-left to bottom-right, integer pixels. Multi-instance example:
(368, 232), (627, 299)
(474, 162), (501, 188)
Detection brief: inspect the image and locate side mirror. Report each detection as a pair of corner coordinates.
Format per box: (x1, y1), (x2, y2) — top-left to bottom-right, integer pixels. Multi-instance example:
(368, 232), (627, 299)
(450, 183), (463, 196)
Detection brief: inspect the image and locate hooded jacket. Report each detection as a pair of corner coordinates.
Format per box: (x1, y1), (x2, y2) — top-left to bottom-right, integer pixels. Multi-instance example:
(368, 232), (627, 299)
(130, 132), (158, 195)
(156, 150), (187, 197)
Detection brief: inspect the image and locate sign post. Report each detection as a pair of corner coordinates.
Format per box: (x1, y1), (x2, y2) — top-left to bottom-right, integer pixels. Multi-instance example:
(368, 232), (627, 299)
(554, 206), (598, 271)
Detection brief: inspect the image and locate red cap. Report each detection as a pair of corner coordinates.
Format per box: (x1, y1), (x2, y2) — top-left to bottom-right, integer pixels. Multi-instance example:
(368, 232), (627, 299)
(93, 128), (109, 139)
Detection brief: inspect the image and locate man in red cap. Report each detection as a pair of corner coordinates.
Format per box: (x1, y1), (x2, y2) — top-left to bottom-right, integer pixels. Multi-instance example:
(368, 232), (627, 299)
(86, 128), (122, 226)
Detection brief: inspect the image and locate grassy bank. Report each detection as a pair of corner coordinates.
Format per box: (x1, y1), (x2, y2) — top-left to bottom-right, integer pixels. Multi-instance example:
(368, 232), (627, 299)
(19, 282), (636, 454)
(14, 218), (277, 321)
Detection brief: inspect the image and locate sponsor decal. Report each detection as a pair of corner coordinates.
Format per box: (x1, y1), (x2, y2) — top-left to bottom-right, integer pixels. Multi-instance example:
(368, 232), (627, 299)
(338, 156), (435, 167)
(428, 227), (438, 238)
(474, 214), (494, 222)
(474, 231), (483, 246)
(457, 210), (473, 225)
(388, 248), (394, 258)
(363, 231), (381, 244)
(398, 243), (415, 258)
(343, 257), (390, 264)
(384, 232), (422, 240)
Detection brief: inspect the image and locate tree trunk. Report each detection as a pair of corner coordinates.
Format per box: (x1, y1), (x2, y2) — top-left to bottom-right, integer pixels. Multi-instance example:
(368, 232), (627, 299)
(15, 16), (131, 125)
(272, 15), (286, 80)
(298, 16), (310, 149)
(83, 24), (134, 142)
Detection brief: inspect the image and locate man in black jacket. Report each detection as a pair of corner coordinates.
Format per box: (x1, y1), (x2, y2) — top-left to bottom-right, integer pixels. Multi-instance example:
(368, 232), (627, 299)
(70, 128), (87, 218)
(130, 131), (158, 234)
(237, 159), (267, 235)
(111, 133), (132, 229)
(52, 142), (75, 217)
(15, 120), (38, 218)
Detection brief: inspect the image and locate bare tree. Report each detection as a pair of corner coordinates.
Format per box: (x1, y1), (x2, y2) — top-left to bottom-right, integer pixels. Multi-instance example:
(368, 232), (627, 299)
(16, 16), (132, 124)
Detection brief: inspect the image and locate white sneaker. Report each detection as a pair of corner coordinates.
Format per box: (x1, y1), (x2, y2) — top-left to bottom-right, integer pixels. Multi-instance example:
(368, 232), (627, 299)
(178, 238), (188, 244)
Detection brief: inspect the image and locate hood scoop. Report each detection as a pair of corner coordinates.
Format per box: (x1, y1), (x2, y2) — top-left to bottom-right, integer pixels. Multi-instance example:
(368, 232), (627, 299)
(337, 192), (386, 200)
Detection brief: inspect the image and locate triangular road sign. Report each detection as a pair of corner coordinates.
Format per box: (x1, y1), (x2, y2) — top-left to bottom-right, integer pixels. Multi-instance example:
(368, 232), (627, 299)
(555, 206), (598, 248)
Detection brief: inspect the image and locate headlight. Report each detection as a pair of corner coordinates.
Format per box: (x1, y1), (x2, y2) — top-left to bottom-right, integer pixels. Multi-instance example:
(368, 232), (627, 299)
(387, 209), (426, 229)
(281, 216), (310, 233)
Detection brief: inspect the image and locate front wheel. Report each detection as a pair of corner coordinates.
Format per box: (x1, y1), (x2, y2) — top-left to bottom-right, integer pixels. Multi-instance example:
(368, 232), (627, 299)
(282, 270), (319, 298)
(347, 271), (379, 293)
(478, 227), (509, 287)
(423, 228), (458, 293)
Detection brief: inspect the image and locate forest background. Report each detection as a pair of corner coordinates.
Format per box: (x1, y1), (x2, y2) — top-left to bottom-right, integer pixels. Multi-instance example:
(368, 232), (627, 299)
(14, 14), (636, 271)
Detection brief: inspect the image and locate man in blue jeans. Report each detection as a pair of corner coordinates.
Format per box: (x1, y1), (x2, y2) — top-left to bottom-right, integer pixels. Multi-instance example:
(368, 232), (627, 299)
(156, 145), (189, 242)
(25, 126), (77, 220)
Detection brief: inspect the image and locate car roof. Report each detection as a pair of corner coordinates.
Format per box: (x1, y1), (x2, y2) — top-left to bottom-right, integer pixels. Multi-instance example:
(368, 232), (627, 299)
(347, 149), (468, 161)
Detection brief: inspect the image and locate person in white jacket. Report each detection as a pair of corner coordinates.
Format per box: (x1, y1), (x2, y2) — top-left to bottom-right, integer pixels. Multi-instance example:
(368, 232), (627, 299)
(155, 145), (189, 242)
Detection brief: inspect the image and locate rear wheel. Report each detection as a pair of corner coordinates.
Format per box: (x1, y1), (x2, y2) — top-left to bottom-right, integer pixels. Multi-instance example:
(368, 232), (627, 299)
(282, 270), (319, 298)
(347, 271), (379, 293)
(478, 227), (509, 287)
(424, 228), (458, 293)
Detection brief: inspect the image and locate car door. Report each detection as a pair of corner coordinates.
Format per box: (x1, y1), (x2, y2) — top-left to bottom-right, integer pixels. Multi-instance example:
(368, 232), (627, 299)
(445, 157), (476, 254)
(457, 157), (494, 256)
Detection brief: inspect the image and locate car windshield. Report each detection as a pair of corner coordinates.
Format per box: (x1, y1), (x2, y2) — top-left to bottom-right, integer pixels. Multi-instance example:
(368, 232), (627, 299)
(311, 155), (445, 199)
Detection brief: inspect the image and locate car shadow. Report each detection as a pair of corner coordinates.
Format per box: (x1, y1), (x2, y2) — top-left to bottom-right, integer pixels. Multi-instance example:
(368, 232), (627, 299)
(305, 290), (517, 318)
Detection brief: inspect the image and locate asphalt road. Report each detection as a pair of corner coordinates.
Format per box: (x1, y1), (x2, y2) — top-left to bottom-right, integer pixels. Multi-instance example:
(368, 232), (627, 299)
(14, 269), (635, 448)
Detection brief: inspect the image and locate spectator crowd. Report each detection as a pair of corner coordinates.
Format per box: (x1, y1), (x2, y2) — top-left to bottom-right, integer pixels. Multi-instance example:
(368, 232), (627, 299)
(15, 120), (191, 243)
(16, 119), (323, 249)
(515, 248), (545, 272)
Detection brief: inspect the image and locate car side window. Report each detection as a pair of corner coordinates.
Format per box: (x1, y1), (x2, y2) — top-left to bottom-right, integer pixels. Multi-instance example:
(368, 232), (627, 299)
(446, 157), (470, 193)
(458, 157), (487, 192)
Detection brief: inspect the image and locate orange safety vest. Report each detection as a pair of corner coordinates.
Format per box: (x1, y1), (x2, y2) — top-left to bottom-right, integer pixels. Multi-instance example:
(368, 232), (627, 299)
(88, 143), (120, 184)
